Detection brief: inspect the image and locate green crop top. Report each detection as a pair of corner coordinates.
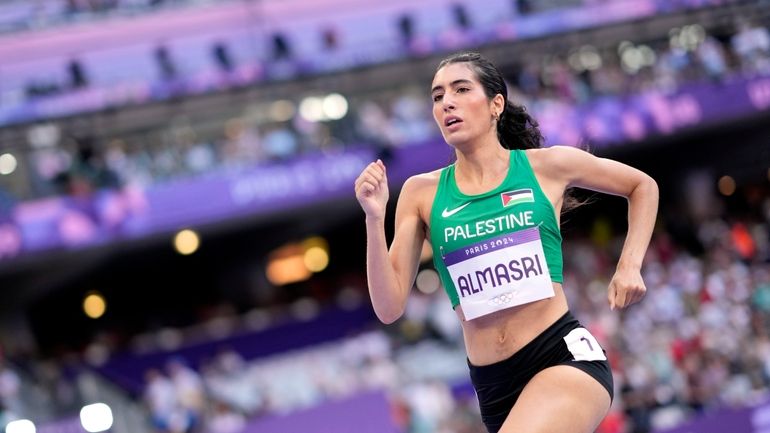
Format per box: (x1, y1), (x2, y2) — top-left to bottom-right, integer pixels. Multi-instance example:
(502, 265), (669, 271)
(428, 149), (563, 309)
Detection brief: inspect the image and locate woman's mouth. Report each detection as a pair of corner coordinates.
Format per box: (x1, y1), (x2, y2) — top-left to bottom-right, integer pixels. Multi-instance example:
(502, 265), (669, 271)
(445, 116), (463, 131)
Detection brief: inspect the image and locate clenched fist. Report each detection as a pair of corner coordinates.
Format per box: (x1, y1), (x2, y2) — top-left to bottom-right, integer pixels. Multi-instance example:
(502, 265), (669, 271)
(607, 266), (647, 310)
(354, 159), (389, 220)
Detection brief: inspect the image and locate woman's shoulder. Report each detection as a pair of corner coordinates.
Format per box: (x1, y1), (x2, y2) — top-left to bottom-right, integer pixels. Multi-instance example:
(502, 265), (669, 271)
(406, 168), (443, 186)
(403, 168), (442, 191)
(525, 145), (582, 159)
(525, 144), (590, 160)
(398, 169), (442, 211)
(525, 145), (585, 174)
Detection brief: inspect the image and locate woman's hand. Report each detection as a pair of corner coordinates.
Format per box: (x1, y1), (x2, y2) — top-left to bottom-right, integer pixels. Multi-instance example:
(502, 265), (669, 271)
(607, 266), (647, 310)
(354, 159), (389, 220)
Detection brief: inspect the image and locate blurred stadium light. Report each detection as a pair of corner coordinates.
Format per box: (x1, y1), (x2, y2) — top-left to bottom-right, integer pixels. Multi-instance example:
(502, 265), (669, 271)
(79, 403), (113, 433)
(4, 419), (35, 433)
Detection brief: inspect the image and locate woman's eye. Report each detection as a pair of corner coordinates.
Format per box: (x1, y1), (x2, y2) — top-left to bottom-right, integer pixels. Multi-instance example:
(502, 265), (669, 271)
(432, 94), (443, 102)
(457, 87), (469, 93)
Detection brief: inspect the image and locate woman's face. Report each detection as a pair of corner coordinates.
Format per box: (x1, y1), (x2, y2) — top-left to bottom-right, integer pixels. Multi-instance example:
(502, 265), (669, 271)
(431, 63), (501, 147)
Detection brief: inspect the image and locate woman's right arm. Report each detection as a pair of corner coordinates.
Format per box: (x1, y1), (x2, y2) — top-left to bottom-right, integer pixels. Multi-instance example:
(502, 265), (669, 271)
(355, 160), (426, 324)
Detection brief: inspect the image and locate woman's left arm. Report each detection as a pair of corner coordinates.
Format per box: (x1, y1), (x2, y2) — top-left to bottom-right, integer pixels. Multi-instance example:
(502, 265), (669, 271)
(546, 146), (659, 310)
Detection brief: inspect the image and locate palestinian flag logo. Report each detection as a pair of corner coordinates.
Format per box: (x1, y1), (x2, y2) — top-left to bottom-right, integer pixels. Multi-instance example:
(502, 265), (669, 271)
(501, 189), (534, 207)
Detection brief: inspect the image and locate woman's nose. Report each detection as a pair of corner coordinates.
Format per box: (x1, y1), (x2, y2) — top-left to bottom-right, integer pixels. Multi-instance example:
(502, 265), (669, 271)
(442, 97), (455, 111)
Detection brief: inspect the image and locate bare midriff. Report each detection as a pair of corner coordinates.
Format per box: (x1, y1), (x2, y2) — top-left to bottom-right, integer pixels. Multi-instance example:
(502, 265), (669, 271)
(456, 282), (569, 366)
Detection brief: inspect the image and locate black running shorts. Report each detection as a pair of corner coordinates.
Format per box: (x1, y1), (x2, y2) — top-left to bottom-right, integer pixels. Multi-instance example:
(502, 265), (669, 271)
(467, 311), (613, 433)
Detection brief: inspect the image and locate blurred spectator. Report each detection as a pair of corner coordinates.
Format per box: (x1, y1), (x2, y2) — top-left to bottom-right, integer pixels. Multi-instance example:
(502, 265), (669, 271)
(206, 401), (246, 433)
(271, 32), (292, 61)
(731, 19), (770, 75)
(155, 45), (178, 81)
(144, 368), (194, 433)
(321, 25), (340, 51)
(390, 89), (435, 144)
(166, 358), (205, 430)
(452, 3), (471, 30)
(211, 42), (234, 73)
(403, 380), (455, 433)
(696, 35), (729, 82)
(397, 13), (415, 47)
(515, 0), (534, 15)
(67, 59), (89, 89)
(0, 360), (21, 417)
(53, 138), (121, 197)
(203, 349), (263, 415)
(262, 125), (298, 161)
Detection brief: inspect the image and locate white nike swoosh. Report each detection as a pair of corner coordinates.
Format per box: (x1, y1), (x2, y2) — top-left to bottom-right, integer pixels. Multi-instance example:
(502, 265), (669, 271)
(441, 202), (471, 218)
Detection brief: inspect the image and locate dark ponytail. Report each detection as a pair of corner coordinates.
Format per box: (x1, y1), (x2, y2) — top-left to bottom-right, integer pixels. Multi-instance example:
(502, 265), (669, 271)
(497, 100), (543, 150)
(437, 52), (543, 150)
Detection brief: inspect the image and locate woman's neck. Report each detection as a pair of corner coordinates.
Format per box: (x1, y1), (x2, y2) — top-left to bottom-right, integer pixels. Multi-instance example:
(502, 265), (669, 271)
(454, 140), (510, 187)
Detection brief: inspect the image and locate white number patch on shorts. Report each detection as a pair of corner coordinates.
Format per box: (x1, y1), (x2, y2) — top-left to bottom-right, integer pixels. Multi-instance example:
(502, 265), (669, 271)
(563, 328), (607, 361)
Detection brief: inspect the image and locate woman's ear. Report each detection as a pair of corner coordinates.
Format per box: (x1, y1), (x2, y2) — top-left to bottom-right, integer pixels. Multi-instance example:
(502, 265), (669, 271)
(492, 94), (505, 116)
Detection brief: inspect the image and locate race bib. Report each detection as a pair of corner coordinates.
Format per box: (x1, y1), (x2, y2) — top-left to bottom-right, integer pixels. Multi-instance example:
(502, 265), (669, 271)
(563, 328), (607, 361)
(442, 226), (555, 320)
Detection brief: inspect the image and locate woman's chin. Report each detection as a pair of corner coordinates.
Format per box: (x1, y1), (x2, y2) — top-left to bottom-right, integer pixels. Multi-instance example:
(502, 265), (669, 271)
(443, 132), (469, 147)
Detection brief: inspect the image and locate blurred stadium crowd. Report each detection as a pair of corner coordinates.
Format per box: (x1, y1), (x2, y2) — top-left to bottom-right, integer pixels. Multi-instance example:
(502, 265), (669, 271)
(2, 9), (768, 202)
(0, 0), (229, 33)
(0, 1), (769, 433)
